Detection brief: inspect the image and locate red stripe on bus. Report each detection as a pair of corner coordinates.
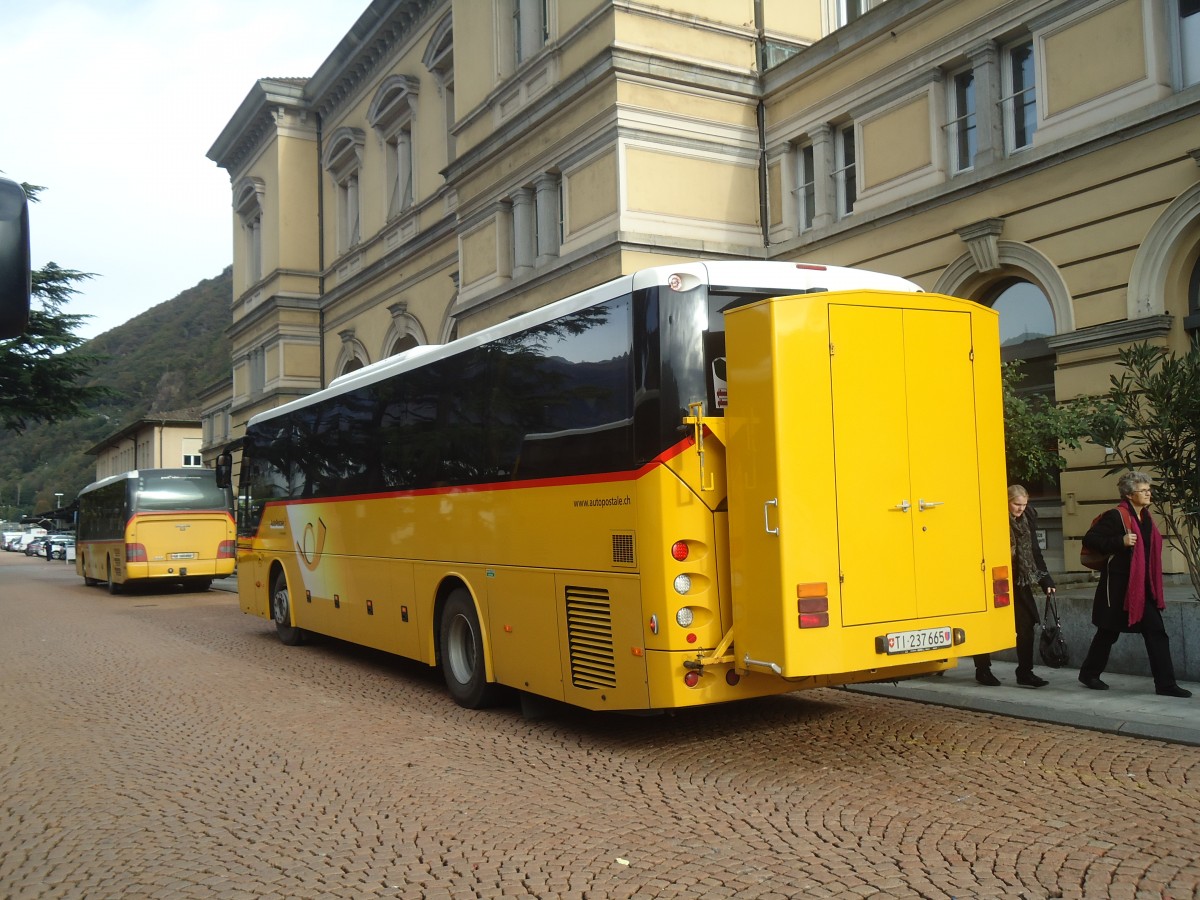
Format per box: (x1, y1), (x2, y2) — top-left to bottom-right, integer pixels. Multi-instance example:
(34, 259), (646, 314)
(262, 435), (696, 508)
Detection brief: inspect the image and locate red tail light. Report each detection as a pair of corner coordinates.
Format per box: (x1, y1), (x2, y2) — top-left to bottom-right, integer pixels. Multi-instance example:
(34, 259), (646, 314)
(797, 588), (830, 628)
(126, 543), (147, 562)
(218, 540), (236, 559)
(992, 566), (1011, 607)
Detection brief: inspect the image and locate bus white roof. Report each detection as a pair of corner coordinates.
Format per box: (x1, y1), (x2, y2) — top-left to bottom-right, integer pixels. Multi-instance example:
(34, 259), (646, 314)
(248, 261), (921, 427)
(77, 467), (216, 497)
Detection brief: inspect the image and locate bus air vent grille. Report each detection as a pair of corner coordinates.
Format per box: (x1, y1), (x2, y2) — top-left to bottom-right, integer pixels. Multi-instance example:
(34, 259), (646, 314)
(564, 586), (616, 690)
(611, 532), (635, 567)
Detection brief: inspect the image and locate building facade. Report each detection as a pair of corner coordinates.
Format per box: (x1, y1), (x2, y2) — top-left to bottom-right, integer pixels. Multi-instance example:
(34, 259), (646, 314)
(207, 0), (1200, 574)
(85, 412), (204, 481)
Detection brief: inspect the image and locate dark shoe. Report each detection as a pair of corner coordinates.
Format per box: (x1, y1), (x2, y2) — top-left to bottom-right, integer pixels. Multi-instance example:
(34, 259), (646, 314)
(975, 669), (1001, 687)
(1156, 685), (1192, 698)
(1016, 673), (1049, 688)
(1079, 676), (1109, 690)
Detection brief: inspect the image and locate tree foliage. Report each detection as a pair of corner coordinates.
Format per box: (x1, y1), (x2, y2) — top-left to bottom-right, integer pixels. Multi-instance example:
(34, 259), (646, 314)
(1001, 360), (1091, 486)
(1085, 342), (1200, 598)
(0, 268), (232, 519)
(0, 183), (110, 433)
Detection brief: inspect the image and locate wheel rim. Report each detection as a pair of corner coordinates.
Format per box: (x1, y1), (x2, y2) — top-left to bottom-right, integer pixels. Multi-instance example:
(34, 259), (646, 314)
(446, 613), (477, 684)
(272, 584), (290, 626)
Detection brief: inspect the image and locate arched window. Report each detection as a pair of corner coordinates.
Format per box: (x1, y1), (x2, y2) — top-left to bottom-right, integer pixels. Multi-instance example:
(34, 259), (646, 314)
(992, 279), (1055, 345)
(987, 277), (1058, 495)
(389, 334), (419, 356)
(385, 302), (428, 357)
(1186, 253), (1200, 346)
(335, 328), (369, 377)
(988, 277), (1056, 389)
(368, 76), (420, 220)
(234, 177), (265, 287)
(322, 128), (365, 251)
(423, 13), (455, 163)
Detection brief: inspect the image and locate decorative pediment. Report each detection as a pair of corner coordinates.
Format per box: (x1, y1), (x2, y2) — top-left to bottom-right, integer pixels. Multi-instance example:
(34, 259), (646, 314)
(322, 127), (366, 182)
(955, 218), (1005, 273)
(368, 75), (420, 134)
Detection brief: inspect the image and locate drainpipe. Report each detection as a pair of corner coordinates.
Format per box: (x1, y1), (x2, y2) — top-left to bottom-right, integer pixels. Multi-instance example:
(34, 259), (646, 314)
(316, 111), (327, 389)
(754, 0), (769, 249)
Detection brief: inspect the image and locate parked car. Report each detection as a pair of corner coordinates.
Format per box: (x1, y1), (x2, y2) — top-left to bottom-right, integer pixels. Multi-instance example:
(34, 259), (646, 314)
(12, 530), (47, 553)
(47, 536), (74, 560)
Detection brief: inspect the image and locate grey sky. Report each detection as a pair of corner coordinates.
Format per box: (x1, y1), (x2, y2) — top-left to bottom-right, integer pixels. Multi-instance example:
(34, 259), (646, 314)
(2, 0), (362, 338)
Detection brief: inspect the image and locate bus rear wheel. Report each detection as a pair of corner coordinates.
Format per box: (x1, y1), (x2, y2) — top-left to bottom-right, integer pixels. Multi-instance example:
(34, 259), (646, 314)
(106, 558), (120, 595)
(271, 571), (306, 646)
(439, 588), (499, 709)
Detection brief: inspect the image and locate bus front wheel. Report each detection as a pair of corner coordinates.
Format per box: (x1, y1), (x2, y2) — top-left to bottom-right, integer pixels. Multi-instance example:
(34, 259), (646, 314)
(271, 571), (306, 646)
(439, 588), (499, 709)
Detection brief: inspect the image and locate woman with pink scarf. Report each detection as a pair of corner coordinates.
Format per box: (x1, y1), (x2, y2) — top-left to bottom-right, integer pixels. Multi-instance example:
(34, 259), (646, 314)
(1078, 471), (1191, 697)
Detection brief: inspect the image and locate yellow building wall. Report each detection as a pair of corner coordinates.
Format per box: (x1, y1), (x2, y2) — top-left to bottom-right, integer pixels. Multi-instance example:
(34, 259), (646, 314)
(275, 135), (320, 272)
(625, 148), (759, 227)
(766, 0), (983, 121)
(1043, 0), (1146, 118)
(614, 9), (754, 70)
(860, 95), (932, 190)
(762, 1), (821, 41)
(565, 150), (617, 233)
(616, 81), (757, 128)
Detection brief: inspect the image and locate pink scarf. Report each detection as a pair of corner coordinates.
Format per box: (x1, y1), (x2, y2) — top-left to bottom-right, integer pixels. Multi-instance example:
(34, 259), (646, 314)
(1123, 499), (1164, 627)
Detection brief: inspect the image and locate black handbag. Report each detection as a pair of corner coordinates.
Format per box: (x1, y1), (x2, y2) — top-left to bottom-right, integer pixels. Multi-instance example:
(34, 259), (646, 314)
(1039, 592), (1070, 668)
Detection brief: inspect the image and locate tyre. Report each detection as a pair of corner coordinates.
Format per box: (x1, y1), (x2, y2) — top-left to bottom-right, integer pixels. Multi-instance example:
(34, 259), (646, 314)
(106, 558), (121, 595)
(82, 554), (99, 586)
(271, 570), (306, 646)
(439, 588), (499, 709)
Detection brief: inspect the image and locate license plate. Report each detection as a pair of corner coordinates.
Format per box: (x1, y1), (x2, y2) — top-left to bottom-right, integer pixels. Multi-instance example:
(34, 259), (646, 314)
(169, 552), (197, 560)
(884, 627), (952, 655)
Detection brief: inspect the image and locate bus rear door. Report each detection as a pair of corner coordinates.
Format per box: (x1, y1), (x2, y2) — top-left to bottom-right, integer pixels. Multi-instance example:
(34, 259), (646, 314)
(723, 290), (1010, 679)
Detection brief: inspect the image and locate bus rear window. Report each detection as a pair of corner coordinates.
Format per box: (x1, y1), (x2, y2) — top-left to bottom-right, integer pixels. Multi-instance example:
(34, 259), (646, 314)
(704, 291), (783, 415)
(135, 474), (230, 511)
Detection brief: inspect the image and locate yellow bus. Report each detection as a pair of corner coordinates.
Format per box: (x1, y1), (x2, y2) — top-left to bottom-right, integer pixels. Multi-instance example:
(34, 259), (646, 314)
(222, 261), (1013, 712)
(76, 468), (236, 593)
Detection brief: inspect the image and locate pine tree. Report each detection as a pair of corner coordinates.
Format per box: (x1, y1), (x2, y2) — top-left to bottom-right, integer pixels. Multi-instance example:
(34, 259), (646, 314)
(0, 184), (109, 433)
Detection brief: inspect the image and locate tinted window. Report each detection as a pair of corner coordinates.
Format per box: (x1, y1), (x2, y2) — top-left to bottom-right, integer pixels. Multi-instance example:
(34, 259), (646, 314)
(241, 294), (638, 502)
(77, 480), (132, 542)
(134, 471), (229, 512)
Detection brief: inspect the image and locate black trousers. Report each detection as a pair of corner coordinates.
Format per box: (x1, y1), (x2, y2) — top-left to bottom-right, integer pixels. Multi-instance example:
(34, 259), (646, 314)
(1079, 601), (1179, 689)
(975, 585), (1039, 674)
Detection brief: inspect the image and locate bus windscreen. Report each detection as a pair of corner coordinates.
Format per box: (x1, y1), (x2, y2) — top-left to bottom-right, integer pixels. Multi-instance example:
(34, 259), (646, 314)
(134, 473), (230, 512)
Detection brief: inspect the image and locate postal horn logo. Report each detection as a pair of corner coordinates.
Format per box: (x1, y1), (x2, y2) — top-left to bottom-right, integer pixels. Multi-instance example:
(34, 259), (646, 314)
(297, 518), (328, 571)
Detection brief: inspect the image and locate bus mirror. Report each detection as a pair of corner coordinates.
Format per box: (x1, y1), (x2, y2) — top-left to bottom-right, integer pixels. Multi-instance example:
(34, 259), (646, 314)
(0, 177), (32, 340)
(215, 452), (232, 489)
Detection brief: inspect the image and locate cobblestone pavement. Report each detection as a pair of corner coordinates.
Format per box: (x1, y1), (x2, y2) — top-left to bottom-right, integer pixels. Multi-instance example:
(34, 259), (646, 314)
(2, 553), (1199, 900)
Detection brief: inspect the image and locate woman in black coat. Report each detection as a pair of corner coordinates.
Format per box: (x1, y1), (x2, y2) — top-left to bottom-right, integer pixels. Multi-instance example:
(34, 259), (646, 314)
(974, 484), (1054, 687)
(1078, 471), (1191, 697)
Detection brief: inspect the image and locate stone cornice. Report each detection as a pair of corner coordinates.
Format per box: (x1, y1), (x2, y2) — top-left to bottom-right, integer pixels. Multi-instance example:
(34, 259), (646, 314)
(307, 0), (443, 121)
(1045, 315), (1173, 355)
(208, 1), (443, 176)
(207, 79), (309, 175)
